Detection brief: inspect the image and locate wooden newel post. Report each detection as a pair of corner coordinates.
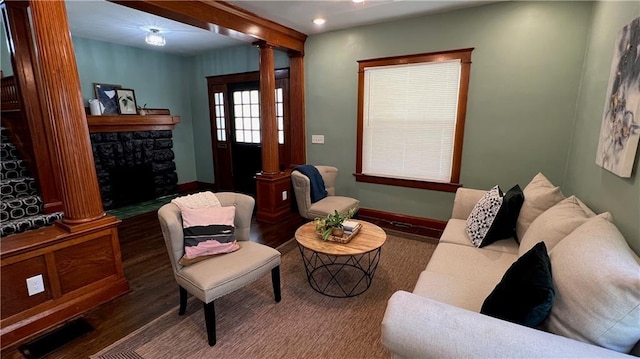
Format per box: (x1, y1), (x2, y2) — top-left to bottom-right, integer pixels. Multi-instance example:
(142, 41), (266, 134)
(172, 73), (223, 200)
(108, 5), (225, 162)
(29, 0), (105, 224)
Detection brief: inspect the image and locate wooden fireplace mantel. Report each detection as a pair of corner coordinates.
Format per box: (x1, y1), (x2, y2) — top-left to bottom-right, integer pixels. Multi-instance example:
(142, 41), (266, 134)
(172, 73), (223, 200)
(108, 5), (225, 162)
(86, 115), (180, 133)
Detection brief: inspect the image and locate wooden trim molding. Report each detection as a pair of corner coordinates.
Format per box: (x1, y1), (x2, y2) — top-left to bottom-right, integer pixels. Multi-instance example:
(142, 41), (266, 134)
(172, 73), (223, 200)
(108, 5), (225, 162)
(288, 53), (306, 165)
(356, 207), (447, 238)
(354, 173), (461, 193)
(206, 68), (289, 85)
(110, 0), (307, 53)
(86, 115), (180, 133)
(355, 48), (473, 192)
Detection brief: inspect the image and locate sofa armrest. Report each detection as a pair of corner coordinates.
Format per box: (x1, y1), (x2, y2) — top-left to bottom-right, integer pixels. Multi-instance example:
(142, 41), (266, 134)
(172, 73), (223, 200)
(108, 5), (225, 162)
(451, 187), (487, 220)
(382, 291), (632, 358)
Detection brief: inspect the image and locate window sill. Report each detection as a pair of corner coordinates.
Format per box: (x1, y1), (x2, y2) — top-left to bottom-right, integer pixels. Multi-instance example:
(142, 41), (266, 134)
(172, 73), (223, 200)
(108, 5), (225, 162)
(353, 173), (461, 193)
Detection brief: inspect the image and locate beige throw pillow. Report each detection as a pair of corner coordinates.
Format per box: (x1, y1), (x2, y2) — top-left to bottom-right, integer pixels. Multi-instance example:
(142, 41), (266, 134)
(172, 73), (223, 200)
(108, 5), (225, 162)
(544, 218), (640, 353)
(518, 196), (611, 256)
(515, 173), (565, 241)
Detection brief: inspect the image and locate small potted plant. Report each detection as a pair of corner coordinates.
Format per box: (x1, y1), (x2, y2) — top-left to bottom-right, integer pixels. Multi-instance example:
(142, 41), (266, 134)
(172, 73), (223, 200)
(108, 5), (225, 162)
(137, 104), (149, 115)
(314, 208), (356, 241)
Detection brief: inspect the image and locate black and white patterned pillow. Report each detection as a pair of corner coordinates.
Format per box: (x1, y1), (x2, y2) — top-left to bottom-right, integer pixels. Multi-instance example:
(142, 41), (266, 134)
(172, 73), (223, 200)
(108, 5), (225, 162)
(466, 186), (503, 247)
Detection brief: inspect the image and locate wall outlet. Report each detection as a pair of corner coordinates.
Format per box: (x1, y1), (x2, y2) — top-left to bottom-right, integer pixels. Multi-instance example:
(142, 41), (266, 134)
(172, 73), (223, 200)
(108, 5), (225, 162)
(26, 274), (45, 296)
(282, 190), (287, 201)
(311, 135), (324, 144)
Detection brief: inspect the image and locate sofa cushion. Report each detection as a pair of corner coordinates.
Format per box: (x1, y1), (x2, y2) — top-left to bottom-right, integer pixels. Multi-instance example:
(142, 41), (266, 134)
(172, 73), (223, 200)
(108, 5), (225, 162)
(307, 196), (360, 219)
(488, 184), (524, 240)
(481, 242), (554, 327)
(518, 196), (611, 256)
(441, 219), (519, 254)
(466, 185), (524, 247)
(516, 173), (565, 241)
(465, 186), (505, 247)
(415, 243), (517, 312)
(544, 218), (640, 353)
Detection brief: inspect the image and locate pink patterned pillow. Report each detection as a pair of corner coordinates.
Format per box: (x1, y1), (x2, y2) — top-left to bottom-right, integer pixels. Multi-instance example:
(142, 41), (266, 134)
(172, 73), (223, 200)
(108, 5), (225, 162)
(178, 206), (239, 266)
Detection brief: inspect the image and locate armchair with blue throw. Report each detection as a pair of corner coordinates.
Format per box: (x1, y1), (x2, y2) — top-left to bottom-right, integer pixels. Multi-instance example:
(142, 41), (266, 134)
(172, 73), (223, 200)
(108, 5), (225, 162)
(291, 165), (360, 220)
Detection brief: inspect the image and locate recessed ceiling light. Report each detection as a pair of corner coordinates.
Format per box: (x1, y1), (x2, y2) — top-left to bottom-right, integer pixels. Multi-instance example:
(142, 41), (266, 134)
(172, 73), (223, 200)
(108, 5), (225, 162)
(313, 18), (326, 25)
(353, 0), (365, 3)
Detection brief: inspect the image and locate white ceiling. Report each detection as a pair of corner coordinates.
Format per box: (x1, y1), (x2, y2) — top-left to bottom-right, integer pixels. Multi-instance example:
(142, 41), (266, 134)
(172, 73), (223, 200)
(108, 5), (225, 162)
(65, 0), (495, 55)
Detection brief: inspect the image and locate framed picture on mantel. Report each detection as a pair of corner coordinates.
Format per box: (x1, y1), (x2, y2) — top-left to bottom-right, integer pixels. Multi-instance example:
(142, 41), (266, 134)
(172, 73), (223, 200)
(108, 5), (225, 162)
(93, 83), (121, 115)
(116, 88), (137, 115)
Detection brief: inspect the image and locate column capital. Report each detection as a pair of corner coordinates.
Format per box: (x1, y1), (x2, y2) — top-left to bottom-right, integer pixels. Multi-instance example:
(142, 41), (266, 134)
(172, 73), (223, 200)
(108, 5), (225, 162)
(287, 50), (304, 58)
(253, 40), (276, 49)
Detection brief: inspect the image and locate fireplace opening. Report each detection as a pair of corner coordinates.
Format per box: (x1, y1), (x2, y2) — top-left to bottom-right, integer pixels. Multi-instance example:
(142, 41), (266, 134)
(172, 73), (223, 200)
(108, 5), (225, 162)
(109, 164), (155, 209)
(91, 131), (178, 210)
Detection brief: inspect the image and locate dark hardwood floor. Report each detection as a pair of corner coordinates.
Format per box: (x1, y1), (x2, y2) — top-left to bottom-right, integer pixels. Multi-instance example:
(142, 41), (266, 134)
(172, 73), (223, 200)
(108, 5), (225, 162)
(0, 210), (436, 358)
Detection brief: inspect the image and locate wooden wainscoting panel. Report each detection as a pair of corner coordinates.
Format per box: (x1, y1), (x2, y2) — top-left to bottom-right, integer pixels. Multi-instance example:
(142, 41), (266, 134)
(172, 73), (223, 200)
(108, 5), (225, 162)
(0, 218), (129, 349)
(1, 256), (52, 319)
(256, 173), (291, 223)
(54, 234), (118, 295)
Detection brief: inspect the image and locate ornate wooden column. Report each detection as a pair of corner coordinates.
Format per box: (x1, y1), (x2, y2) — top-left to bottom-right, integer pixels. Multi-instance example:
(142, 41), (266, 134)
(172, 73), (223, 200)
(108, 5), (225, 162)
(0, 0), (129, 348)
(255, 42), (290, 223)
(288, 52), (306, 166)
(258, 42), (279, 174)
(3, 2), (63, 213)
(29, 0), (106, 226)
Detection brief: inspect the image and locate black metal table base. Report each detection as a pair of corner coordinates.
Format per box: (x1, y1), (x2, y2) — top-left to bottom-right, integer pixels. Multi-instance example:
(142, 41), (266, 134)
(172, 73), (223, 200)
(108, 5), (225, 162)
(297, 244), (382, 298)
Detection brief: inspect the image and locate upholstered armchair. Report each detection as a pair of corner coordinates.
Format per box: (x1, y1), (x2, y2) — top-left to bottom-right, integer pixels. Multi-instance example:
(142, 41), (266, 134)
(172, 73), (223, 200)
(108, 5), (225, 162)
(291, 165), (360, 220)
(157, 192), (281, 346)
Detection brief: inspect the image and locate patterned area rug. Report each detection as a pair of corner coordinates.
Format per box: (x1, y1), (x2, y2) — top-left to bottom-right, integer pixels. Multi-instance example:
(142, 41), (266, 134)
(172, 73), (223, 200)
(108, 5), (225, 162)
(91, 230), (437, 359)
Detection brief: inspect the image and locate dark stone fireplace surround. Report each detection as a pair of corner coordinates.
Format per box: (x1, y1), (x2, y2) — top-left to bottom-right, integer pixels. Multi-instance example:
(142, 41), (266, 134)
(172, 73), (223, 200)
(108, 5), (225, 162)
(90, 130), (178, 210)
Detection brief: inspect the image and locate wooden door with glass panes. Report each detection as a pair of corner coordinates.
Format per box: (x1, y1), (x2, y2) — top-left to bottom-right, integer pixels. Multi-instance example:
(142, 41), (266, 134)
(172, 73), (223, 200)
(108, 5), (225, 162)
(208, 73), (289, 195)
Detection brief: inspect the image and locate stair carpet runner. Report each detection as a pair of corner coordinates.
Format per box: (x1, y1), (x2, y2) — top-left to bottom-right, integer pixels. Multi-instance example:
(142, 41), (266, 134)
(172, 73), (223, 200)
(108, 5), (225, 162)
(1, 127), (63, 237)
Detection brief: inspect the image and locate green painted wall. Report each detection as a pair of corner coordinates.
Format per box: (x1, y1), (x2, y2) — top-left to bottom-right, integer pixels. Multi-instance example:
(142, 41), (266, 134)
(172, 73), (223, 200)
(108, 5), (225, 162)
(1, 15), (13, 76)
(189, 45), (289, 183)
(15, 2), (638, 253)
(563, 1), (640, 253)
(72, 37), (197, 183)
(304, 1), (593, 221)
(72, 37), (290, 185)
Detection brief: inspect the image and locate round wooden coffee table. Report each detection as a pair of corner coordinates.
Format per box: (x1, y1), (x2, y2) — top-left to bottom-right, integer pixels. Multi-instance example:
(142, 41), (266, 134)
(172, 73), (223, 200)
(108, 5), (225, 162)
(294, 220), (387, 297)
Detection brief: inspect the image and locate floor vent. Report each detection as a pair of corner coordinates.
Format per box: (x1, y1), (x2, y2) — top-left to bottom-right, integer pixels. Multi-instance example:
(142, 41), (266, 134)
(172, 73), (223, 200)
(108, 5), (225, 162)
(18, 318), (93, 359)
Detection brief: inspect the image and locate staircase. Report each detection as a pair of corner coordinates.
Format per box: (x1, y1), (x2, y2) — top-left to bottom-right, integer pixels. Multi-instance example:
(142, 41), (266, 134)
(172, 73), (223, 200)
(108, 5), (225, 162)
(1, 127), (63, 237)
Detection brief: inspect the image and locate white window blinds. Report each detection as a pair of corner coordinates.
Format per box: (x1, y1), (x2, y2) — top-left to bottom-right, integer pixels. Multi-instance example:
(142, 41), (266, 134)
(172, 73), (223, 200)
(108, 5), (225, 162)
(362, 59), (461, 182)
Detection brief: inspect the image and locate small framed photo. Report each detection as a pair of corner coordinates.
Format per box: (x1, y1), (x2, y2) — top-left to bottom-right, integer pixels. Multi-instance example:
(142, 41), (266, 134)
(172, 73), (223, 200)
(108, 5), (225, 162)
(116, 88), (137, 115)
(93, 83), (121, 115)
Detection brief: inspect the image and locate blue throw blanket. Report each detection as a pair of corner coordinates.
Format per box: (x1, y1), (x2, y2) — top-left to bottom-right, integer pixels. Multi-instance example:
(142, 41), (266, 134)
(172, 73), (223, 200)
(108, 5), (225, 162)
(294, 165), (328, 203)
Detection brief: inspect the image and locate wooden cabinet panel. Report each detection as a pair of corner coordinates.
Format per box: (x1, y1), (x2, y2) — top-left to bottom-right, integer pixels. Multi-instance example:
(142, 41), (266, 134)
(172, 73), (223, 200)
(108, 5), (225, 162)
(256, 173), (291, 223)
(1, 256), (52, 319)
(55, 235), (117, 294)
(0, 219), (129, 348)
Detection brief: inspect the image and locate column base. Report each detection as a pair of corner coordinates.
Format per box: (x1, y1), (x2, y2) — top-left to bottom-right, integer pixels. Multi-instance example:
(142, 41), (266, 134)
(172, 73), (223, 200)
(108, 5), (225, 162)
(255, 172), (291, 223)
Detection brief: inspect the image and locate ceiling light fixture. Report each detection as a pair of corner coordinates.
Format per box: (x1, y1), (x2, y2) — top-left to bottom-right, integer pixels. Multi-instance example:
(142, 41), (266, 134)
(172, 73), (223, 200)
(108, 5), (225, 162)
(353, 0), (365, 3)
(145, 28), (166, 47)
(313, 18), (326, 25)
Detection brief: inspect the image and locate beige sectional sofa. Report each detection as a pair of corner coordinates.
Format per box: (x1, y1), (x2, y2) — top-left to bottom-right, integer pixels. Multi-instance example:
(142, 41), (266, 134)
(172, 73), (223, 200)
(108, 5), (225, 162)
(382, 174), (640, 358)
